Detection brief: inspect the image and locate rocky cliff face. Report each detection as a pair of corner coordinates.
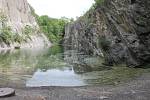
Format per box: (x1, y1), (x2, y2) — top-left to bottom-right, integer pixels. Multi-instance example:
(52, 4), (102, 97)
(64, 0), (150, 67)
(0, 0), (50, 49)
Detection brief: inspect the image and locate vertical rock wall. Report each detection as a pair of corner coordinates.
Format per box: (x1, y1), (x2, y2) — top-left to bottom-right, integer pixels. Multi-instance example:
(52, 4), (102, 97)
(0, 0), (37, 33)
(64, 0), (150, 67)
(0, 0), (50, 49)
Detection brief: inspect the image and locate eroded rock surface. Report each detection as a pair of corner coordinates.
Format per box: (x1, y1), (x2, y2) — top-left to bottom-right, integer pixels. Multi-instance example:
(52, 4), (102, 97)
(0, 0), (50, 49)
(64, 0), (150, 67)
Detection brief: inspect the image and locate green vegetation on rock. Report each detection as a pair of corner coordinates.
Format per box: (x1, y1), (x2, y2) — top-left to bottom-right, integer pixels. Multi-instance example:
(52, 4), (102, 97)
(0, 12), (14, 45)
(0, 26), (13, 45)
(94, 0), (105, 6)
(0, 11), (37, 45)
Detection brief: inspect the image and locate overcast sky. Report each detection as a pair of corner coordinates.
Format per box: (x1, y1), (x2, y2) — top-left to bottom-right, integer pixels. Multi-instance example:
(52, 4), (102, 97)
(27, 0), (95, 19)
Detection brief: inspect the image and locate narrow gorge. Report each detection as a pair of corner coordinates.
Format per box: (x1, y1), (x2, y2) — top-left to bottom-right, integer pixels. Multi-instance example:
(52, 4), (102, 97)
(1, 0), (150, 100)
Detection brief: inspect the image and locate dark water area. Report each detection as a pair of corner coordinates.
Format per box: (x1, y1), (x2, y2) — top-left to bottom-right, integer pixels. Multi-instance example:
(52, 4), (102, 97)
(0, 45), (115, 87)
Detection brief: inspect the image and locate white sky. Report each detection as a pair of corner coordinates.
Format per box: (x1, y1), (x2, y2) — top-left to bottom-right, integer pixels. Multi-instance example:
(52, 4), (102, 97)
(27, 0), (95, 19)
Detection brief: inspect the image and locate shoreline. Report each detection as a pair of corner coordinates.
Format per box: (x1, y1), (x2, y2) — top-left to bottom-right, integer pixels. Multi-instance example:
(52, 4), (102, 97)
(1, 73), (150, 100)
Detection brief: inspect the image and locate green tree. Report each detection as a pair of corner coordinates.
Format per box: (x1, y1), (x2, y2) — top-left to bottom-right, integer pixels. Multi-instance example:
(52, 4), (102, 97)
(37, 15), (70, 43)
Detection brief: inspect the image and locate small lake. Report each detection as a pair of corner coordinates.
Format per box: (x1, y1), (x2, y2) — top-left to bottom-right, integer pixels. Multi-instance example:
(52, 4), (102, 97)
(0, 45), (110, 87)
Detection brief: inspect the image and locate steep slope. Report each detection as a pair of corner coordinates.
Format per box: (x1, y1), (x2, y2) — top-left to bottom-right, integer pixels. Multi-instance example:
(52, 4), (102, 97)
(0, 0), (50, 49)
(64, 0), (150, 67)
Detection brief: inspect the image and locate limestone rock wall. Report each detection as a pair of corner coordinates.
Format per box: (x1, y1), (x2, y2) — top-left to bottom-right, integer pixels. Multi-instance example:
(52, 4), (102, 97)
(0, 0), (50, 49)
(0, 0), (37, 33)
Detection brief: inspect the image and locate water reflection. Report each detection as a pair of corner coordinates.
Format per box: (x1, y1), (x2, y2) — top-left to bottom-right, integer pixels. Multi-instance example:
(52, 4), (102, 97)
(26, 68), (86, 87)
(0, 45), (109, 87)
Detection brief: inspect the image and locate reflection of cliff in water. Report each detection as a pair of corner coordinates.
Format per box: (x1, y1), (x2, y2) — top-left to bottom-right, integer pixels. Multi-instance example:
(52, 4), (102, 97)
(64, 50), (111, 74)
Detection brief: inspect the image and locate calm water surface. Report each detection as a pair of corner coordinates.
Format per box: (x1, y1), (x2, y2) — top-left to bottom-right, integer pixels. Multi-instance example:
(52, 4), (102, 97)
(0, 45), (106, 87)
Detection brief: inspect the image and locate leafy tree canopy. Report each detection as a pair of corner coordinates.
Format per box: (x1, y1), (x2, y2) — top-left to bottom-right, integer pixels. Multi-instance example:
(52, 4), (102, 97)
(37, 15), (71, 43)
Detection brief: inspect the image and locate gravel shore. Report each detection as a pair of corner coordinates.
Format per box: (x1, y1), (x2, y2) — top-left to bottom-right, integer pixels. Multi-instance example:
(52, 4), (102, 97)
(1, 73), (150, 100)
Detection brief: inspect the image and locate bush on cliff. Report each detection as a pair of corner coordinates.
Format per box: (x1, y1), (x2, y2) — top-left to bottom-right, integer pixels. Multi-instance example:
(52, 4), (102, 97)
(0, 26), (13, 45)
(0, 12), (34, 44)
(94, 0), (105, 6)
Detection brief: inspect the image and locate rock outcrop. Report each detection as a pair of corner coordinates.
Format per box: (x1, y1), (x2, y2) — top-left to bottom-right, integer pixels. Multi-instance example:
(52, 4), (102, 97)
(64, 0), (150, 67)
(0, 0), (50, 49)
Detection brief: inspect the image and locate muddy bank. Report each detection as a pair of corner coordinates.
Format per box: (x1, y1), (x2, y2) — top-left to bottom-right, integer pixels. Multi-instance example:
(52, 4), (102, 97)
(1, 73), (150, 100)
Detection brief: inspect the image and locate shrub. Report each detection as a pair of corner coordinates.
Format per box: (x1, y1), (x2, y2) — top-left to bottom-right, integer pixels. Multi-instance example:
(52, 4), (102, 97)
(23, 25), (34, 35)
(13, 34), (24, 43)
(0, 12), (32, 44)
(0, 26), (13, 45)
(0, 12), (7, 23)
